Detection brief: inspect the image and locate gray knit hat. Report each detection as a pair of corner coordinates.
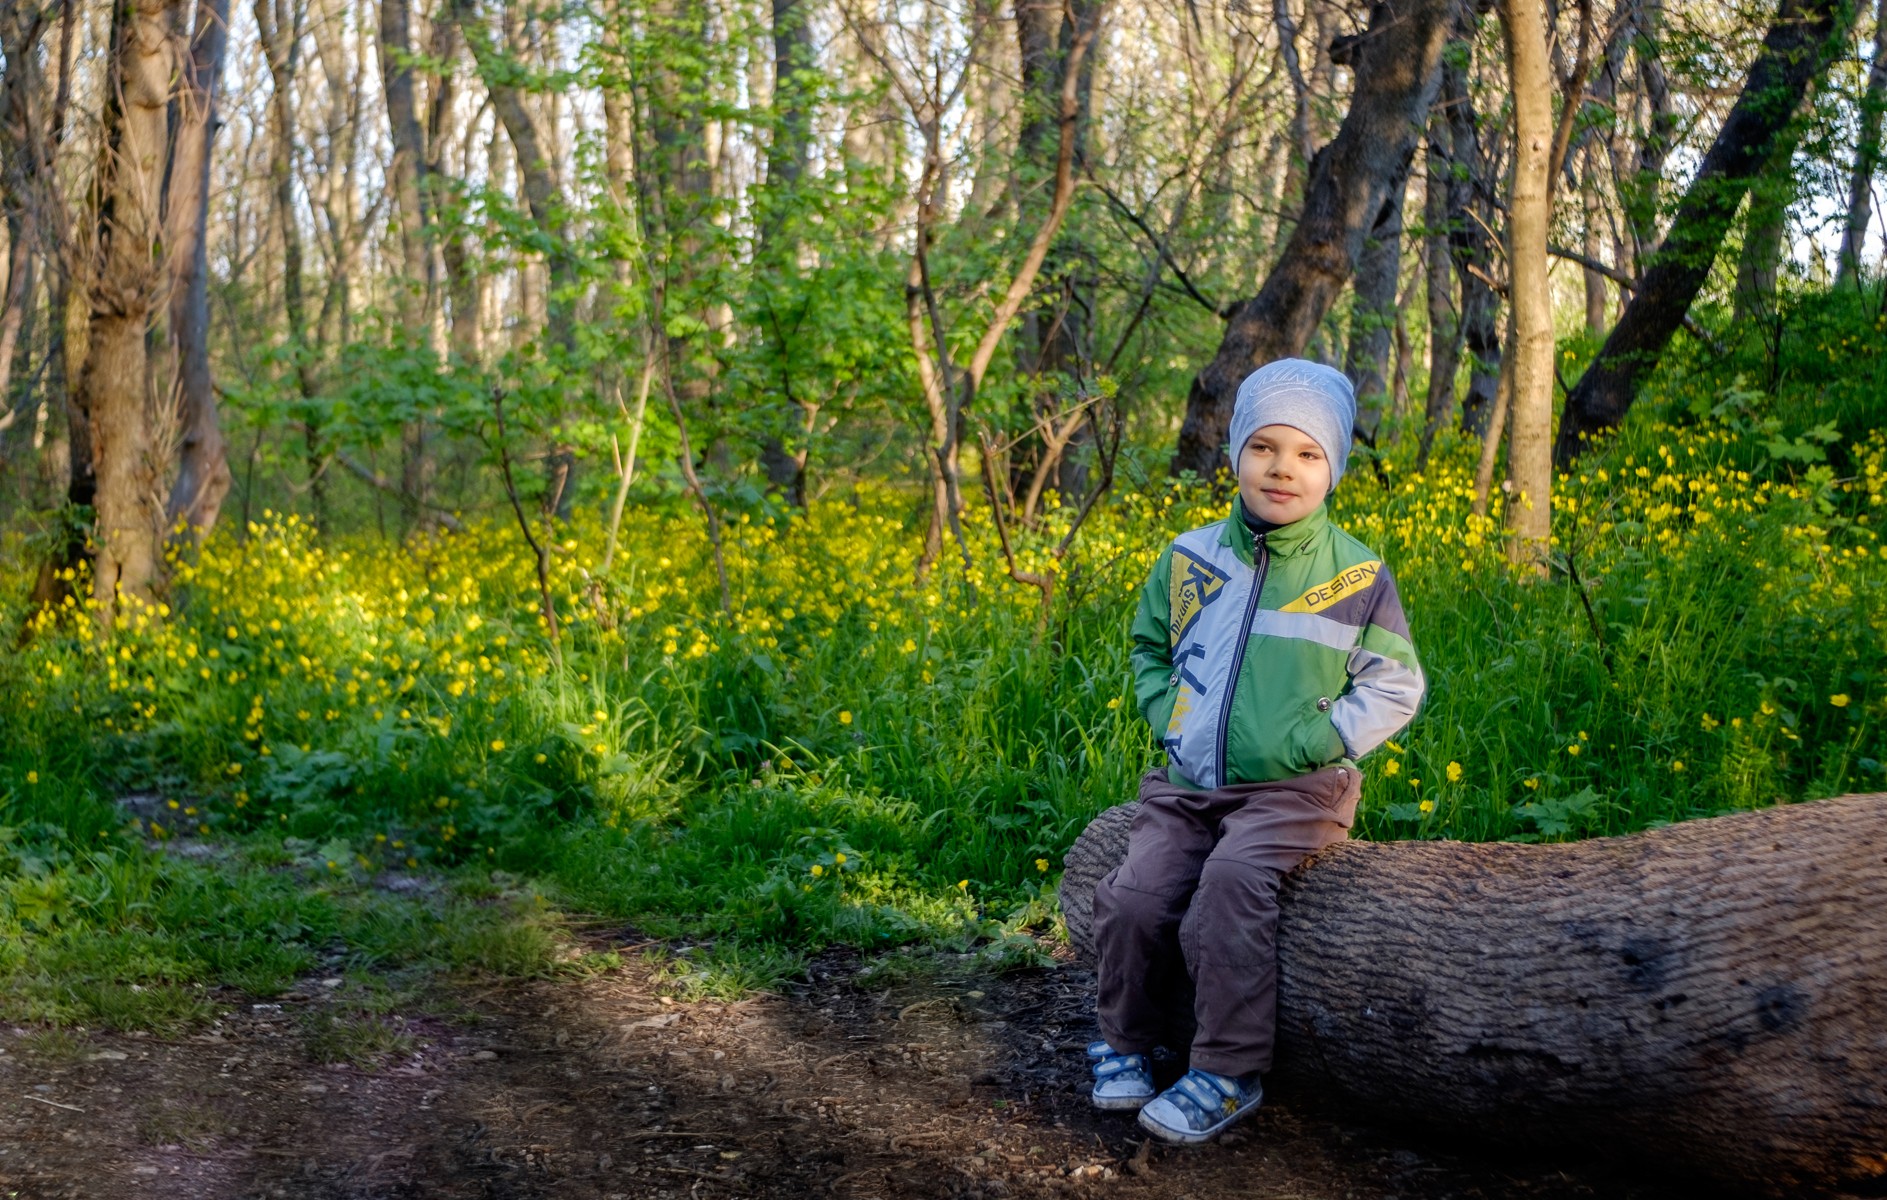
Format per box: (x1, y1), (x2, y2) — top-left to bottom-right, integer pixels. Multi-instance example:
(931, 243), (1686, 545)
(1227, 359), (1357, 494)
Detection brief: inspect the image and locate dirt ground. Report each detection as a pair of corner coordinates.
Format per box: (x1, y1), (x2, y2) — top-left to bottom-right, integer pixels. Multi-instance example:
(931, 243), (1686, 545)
(0, 933), (1706, 1200)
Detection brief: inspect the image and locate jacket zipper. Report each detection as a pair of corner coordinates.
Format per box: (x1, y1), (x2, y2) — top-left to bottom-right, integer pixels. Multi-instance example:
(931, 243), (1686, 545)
(1217, 530), (1268, 787)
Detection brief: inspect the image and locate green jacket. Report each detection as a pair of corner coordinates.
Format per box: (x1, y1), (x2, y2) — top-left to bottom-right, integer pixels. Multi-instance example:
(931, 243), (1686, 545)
(1130, 500), (1423, 789)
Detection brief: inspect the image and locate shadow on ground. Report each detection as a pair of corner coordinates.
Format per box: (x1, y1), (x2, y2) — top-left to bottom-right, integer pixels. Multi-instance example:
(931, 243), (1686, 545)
(0, 938), (1713, 1199)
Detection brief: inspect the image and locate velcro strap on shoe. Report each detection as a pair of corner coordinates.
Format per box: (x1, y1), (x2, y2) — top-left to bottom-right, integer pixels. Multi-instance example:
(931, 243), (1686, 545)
(1171, 1071), (1238, 1122)
(1094, 1053), (1147, 1079)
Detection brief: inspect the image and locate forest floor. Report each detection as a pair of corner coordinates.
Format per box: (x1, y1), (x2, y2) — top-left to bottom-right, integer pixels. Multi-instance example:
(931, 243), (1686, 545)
(0, 925), (1708, 1200)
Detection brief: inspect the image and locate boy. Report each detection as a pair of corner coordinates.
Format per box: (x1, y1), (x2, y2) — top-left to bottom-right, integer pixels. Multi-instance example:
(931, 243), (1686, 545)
(1089, 358), (1424, 1145)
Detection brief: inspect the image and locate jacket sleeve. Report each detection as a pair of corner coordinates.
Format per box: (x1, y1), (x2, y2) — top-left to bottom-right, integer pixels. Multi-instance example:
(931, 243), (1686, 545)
(1329, 562), (1423, 759)
(1128, 546), (1175, 732)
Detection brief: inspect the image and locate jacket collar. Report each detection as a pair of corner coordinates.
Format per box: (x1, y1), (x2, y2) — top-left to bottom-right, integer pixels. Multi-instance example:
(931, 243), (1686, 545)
(1218, 496), (1329, 564)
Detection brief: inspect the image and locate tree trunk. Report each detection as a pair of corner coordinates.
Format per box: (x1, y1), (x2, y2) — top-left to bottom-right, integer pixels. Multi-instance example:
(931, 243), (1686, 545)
(379, 0), (433, 326)
(1418, 73), (1460, 465)
(1734, 148), (1794, 328)
(1581, 143), (1609, 334)
(0, 7), (50, 433)
(1344, 160), (1411, 435)
(163, 0), (232, 540)
(1556, 0), (1851, 465)
(461, 0), (579, 516)
(1440, 14), (1502, 439)
(380, 0), (438, 530)
(1500, 0), (1553, 572)
(255, 0), (325, 526)
(636, 0), (719, 512)
(1014, 0), (1101, 504)
(1838, 0), (1887, 286)
(1059, 793), (1887, 1195)
(1170, 0), (1453, 477)
(756, 0), (818, 507)
(77, 0), (182, 625)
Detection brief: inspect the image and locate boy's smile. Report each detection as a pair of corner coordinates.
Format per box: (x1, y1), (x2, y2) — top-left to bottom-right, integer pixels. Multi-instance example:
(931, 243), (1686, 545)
(1237, 423), (1330, 526)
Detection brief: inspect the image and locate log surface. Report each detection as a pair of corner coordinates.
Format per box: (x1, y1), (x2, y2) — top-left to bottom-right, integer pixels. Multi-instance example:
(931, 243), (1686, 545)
(1059, 794), (1887, 1194)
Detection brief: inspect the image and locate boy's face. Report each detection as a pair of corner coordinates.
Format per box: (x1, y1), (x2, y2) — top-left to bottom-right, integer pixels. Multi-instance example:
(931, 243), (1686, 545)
(1237, 423), (1329, 526)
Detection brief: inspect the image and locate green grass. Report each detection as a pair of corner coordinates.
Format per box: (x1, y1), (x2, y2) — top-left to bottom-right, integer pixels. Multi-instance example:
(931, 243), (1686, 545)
(0, 286), (1882, 1016)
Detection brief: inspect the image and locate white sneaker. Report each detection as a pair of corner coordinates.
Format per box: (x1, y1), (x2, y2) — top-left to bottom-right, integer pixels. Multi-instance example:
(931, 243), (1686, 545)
(1088, 1041), (1156, 1111)
(1136, 1067), (1262, 1144)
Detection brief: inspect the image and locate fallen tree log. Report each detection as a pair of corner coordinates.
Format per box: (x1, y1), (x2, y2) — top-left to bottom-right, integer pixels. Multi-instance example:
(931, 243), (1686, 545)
(1059, 794), (1887, 1195)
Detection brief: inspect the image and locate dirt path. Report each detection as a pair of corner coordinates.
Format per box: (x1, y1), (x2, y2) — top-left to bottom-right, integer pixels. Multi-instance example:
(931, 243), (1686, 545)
(0, 939), (1701, 1199)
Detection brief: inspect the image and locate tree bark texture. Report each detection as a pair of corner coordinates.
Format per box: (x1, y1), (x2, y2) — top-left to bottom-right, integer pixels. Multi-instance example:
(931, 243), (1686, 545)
(1838, 0), (1887, 285)
(1169, 0), (1452, 478)
(78, 0), (182, 622)
(1499, 0), (1553, 571)
(1555, 0), (1851, 466)
(1417, 48), (1464, 465)
(1626, 0), (1678, 265)
(1059, 793), (1887, 1195)
(164, 0), (233, 540)
(0, 8), (47, 418)
(1581, 144), (1609, 333)
(380, 0), (439, 529)
(1344, 159), (1411, 432)
(1015, 0), (1102, 502)
(757, 0), (818, 507)
(255, 0), (327, 527)
(379, 0), (434, 327)
(1442, 27), (1502, 439)
(459, 0), (581, 512)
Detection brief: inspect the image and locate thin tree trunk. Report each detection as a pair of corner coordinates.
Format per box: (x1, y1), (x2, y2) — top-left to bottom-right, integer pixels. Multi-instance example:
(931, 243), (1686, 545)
(1418, 83), (1461, 466)
(0, 9), (49, 421)
(164, 0), (233, 540)
(1170, 0), (1454, 477)
(1557, 0), (1852, 464)
(379, 0), (433, 325)
(1581, 143), (1609, 333)
(380, 0), (436, 529)
(756, 0), (818, 507)
(1345, 160), (1411, 435)
(460, 0), (580, 513)
(1500, 0), (1554, 573)
(1734, 133), (1799, 327)
(78, 0), (182, 625)
(1014, 0), (1102, 504)
(255, 0), (324, 528)
(1449, 44), (1502, 440)
(1837, 0), (1887, 285)
(0, 208), (30, 419)
(635, 0), (717, 514)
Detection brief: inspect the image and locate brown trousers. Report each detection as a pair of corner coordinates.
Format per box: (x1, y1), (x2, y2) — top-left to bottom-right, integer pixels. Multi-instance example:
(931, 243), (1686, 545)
(1092, 764), (1359, 1077)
